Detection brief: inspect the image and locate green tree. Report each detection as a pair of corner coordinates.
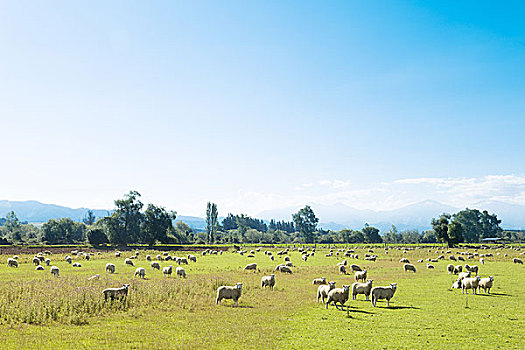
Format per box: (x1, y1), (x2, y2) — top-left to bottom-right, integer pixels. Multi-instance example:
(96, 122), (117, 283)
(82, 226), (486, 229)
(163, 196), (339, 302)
(453, 208), (482, 243)
(431, 213), (464, 247)
(142, 204), (175, 245)
(383, 224), (402, 244)
(206, 202), (218, 244)
(83, 210), (96, 225)
(480, 210), (503, 240)
(362, 223), (382, 243)
(292, 205), (319, 243)
(175, 221), (193, 243)
(4, 211), (22, 243)
(87, 227), (109, 245)
(104, 191), (144, 245)
(41, 218), (86, 244)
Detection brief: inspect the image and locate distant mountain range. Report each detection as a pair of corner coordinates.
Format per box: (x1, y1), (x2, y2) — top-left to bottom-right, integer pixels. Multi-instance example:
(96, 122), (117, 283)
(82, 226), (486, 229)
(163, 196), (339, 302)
(0, 199), (524, 232)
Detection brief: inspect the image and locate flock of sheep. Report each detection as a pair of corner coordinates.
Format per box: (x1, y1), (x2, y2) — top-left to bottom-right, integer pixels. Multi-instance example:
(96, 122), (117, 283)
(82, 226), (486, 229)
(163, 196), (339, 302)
(3, 245), (524, 312)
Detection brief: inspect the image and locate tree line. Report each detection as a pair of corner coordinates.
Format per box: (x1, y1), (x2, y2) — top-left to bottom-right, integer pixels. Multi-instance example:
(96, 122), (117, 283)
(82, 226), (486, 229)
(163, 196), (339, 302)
(0, 191), (521, 246)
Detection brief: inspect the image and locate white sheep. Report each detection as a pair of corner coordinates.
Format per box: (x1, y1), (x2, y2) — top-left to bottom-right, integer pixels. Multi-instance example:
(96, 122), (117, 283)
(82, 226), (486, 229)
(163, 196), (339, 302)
(146, 255), (152, 261)
(278, 265), (293, 274)
(426, 263), (434, 269)
(35, 265), (44, 271)
(178, 257), (189, 265)
(7, 258), (18, 268)
(261, 274), (275, 290)
(461, 276), (481, 294)
(513, 258), (523, 264)
(403, 263), (416, 273)
(451, 277), (462, 289)
(45, 258), (51, 266)
(477, 276), (494, 294)
(312, 277), (327, 285)
(458, 271), (471, 280)
(480, 258), (485, 265)
(447, 264), (454, 274)
(355, 269), (367, 282)
(72, 262), (82, 267)
(176, 266), (186, 278)
(399, 258), (410, 263)
(465, 264), (479, 275)
(88, 274), (100, 280)
(352, 279), (373, 301)
(125, 258), (134, 266)
(102, 284), (130, 302)
(350, 264), (362, 272)
(244, 263), (257, 271)
(50, 266), (60, 277)
(454, 265), (463, 274)
(134, 267), (146, 279)
(188, 254), (197, 263)
(338, 265), (347, 274)
(103, 263), (115, 274)
(163, 265), (173, 277)
(371, 283), (397, 307)
(151, 261), (160, 270)
(325, 285), (351, 310)
(32, 257), (40, 266)
(216, 283), (243, 306)
(65, 256), (72, 264)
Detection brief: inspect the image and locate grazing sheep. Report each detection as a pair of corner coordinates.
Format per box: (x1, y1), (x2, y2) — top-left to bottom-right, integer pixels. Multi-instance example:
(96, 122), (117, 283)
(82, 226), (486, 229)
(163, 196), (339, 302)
(339, 265), (347, 274)
(151, 261), (160, 270)
(465, 265), (479, 275)
(72, 262), (82, 267)
(115, 252), (121, 257)
(403, 263), (416, 273)
(352, 279), (374, 301)
(50, 266), (60, 277)
(355, 269), (367, 282)
(399, 258), (410, 264)
(480, 258), (485, 265)
(278, 265), (293, 274)
(426, 263), (434, 269)
(216, 283), (243, 306)
(146, 255), (152, 261)
(325, 285), (351, 310)
(88, 274), (100, 280)
(302, 255), (308, 262)
(261, 274), (275, 290)
(371, 283), (397, 307)
(85, 254), (90, 261)
(458, 271), (471, 280)
(454, 265), (463, 274)
(163, 265), (173, 277)
(417, 259), (424, 263)
(102, 284), (130, 302)
(65, 256), (72, 264)
(478, 276), (494, 294)
(125, 258), (134, 266)
(176, 266), (186, 278)
(35, 265), (44, 271)
(244, 263), (257, 271)
(45, 258), (51, 266)
(350, 264), (362, 272)
(447, 264), (454, 274)
(285, 262), (294, 268)
(105, 263), (116, 274)
(462, 276), (481, 294)
(188, 254), (197, 263)
(134, 267), (146, 279)
(156, 254), (162, 261)
(449, 255), (457, 261)
(178, 257), (189, 265)
(312, 277), (327, 285)
(32, 257), (41, 266)
(284, 256), (291, 262)
(513, 258), (523, 264)
(458, 256), (465, 261)
(7, 258), (18, 268)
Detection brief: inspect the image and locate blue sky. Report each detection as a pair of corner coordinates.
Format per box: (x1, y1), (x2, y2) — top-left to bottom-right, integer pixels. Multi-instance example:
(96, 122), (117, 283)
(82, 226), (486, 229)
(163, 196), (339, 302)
(1, 1), (524, 216)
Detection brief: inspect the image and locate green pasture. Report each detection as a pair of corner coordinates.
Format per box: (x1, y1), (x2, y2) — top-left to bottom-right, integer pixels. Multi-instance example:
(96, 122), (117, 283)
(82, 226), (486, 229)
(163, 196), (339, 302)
(0, 246), (523, 349)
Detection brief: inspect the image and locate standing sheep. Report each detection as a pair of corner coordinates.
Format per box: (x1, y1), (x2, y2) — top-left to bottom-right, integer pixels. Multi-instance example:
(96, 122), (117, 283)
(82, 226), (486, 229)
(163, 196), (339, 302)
(65, 256), (72, 264)
(458, 271), (471, 280)
(163, 265), (173, 277)
(216, 283), (243, 306)
(312, 277), (327, 285)
(45, 258), (51, 266)
(403, 263), (416, 273)
(355, 269), (367, 282)
(461, 276), (481, 294)
(146, 255), (152, 261)
(32, 257), (41, 266)
(187, 254), (197, 263)
(7, 258), (18, 268)
(447, 264), (454, 274)
(244, 263), (257, 271)
(176, 266), (186, 278)
(151, 261), (161, 270)
(134, 267), (146, 279)
(480, 258), (485, 265)
(325, 285), (351, 311)
(477, 276), (494, 294)
(125, 258), (134, 267)
(106, 263), (116, 274)
(338, 265), (347, 274)
(102, 284), (130, 302)
(350, 264), (362, 272)
(50, 266), (60, 277)
(371, 283), (398, 307)
(261, 274), (275, 290)
(352, 279), (374, 301)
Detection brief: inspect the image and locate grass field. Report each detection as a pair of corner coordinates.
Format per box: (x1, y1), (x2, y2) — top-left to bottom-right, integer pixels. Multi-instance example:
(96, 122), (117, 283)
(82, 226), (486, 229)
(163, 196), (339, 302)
(0, 245), (524, 349)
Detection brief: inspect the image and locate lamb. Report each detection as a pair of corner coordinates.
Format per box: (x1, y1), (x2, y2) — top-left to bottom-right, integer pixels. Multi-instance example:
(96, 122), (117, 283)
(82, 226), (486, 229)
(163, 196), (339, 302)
(244, 263), (257, 271)
(355, 269), (367, 282)
(50, 266), (60, 277)
(352, 279), (373, 301)
(125, 258), (134, 266)
(216, 283), (243, 306)
(187, 254), (197, 263)
(36, 265), (44, 271)
(513, 258), (523, 264)
(7, 258), (18, 268)
(163, 265), (173, 277)
(451, 277), (462, 289)
(478, 276), (494, 294)
(403, 263), (416, 273)
(312, 277), (327, 285)
(102, 284), (130, 302)
(261, 274), (275, 290)
(447, 264), (454, 274)
(176, 266), (186, 278)
(339, 265), (347, 274)
(45, 258), (51, 266)
(325, 285), (351, 310)
(88, 274), (100, 280)
(151, 261), (160, 270)
(105, 263), (116, 274)
(458, 271), (471, 280)
(350, 264), (362, 272)
(32, 257), (41, 266)
(134, 267), (146, 279)
(461, 276), (481, 294)
(371, 283), (397, 307)
(454, 265), (463, 274)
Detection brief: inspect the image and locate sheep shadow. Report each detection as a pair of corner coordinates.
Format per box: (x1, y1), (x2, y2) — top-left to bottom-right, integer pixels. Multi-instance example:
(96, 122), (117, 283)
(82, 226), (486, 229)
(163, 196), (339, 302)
(477, 292), (510, 297)
(377, 305), (420, 310)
